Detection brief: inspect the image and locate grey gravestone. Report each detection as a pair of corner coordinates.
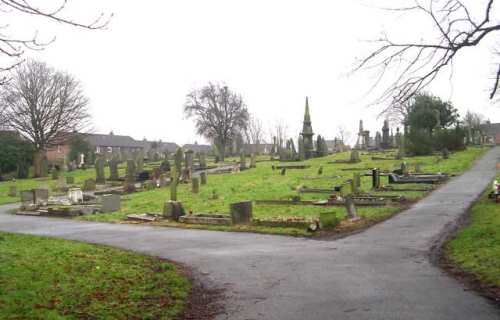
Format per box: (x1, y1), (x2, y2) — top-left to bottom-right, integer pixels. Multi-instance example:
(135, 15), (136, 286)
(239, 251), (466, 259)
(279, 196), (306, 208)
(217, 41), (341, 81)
(174, 148), (184, 179)
(101, 194), (121, 212)
(250, 154), (257, 169)
(230, 201), (253, 225)
(95, 156), (106, 184)
(350, 150), (361, 163)
(20, 190), (34, 204)
(8, 186), (17, 197)
(239, 152), (247, 171)
(200, 172), (207, 185)
(318, 166), (323, 175)
(372, 168), (381, 189)
(170, 167), (177, 201)
(345, 195), (359, 220)
(109, 157), (119, 180)
(126, 160), (136, 183)
(184, 150), (194, 170)
(83, 179), (96, 191)
(163, 200), (184, 221)
(34, 188), (49, 205)
(199, 152), (207, 170)
(192, 177), (200, 193)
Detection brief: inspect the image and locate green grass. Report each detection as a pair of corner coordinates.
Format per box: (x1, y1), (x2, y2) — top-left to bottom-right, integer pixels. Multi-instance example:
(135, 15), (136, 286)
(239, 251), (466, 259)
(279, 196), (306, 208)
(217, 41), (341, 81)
(0, 231), (190, 319)
(446, 176), (500, 287)
(79, 147), (490, 231)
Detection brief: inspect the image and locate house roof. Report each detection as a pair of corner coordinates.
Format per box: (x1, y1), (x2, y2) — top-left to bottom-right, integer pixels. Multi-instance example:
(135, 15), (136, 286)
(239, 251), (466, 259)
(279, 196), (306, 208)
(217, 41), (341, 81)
(140, 140), (179, 153)
(85, 133), (143, 148)
(182, 144), (213, 153)
(480, 123), (500, 136)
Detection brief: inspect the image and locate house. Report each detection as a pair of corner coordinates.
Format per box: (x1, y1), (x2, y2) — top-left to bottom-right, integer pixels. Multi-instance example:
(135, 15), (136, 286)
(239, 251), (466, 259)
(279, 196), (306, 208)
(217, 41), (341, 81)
(479, 122), (500, 144)
(182, 143), (214, 155)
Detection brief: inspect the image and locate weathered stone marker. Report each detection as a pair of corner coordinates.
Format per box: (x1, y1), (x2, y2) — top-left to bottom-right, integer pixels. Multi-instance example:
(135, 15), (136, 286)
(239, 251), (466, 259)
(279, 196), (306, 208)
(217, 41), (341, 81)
(34, 188), (49, 205)
(163, 200), (184, 221)
(198, 152), (207, 170)
(281, 167), (286, 176)
(350, 150), (361, 163)
(170, 166), (177, 201)
(95, 156), (106, 184)
(83, 178), (96, 191)
(372, 168), (381, 189)
(345, 195), (360, 221)
(192, 177), (200, 193)
(230, 201), (253, 225)
(174, 148), (183, 179)
(240, 151), (247, 171)
(136, 151), (144, 172)
(200, 171), (207, 185)
(109, 158), (119, 180)
(318, 166), (323, 175)
(126, 160), (136, 183)
(8, 186), (17, 197)
(351, 173), (361, 195)
(442, 148), (450, 159)
(101, 194), (121, 212)
(250, 153), (257, 169)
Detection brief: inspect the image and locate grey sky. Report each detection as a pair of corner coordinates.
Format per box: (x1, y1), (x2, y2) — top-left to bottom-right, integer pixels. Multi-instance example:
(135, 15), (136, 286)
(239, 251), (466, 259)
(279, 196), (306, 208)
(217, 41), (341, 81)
(17, 0), (500, 145)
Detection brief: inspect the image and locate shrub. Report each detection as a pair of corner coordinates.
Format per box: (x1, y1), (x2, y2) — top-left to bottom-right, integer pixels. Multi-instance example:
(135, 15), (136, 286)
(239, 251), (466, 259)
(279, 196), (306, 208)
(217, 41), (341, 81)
(406, 130), (435, 156)
(434, 127), (466, 151)
(319, 212), (340, 230)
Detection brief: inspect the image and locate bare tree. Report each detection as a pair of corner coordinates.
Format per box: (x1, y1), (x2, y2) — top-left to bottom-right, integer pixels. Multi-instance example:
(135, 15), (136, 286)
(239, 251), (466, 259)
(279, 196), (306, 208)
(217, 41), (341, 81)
(184, 83), (249, 161)
(356, 0), (500, 113)
(336, 125), (351, 145)
(0, 1), (110, 78)
(245, 115), (264, 154)
(0, 60), (91, 177)
(269, 119), (289, 154)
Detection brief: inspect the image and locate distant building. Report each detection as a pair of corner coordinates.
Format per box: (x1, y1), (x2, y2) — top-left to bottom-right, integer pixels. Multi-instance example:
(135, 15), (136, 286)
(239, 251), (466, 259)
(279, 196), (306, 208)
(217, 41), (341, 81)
(182, 143), (214, 155)
(243, 143), (273, 155)
(479, 122), (500, 144)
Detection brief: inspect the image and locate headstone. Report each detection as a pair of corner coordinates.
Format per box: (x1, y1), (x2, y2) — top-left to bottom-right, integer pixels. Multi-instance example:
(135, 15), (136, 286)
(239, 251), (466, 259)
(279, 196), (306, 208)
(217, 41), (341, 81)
(200, 172), (207, 185)
(8, 186), (17, 197)
(109, 157), (119, 180)
(372, 168), (380, 189)
(101, 194), (121, 212)
(95, 156), (106, 184)
(192, 177), (200, 193)
(20, 190), (34, 204)
(350, 150), (361, 163)
(318, 166), (323, 175)
(230, 201), (253, 225)
(163, 200), (184, 221)
(68, 188), (83, 204)
(239, 151), (247, 171)
(381, 120), (390, 149)
(442, 148), (450, 159)
(281, 168), (286, 176)
(170, 166), (177, 201)
(136, 151), (144, 172)
(34, 188), (49, 205)
(250, 154), (257, 169)
(159, 159), (171, 173)
(401, 162), (409, 176)
(83, 178), (96, 191)
(174, 148), (184, 180)
(415, 163), (422, 173)
(375, 132), (382, 149)
(351, 173), (360, 195)
(198, 152), (207, 170)
(66, 176), (75, 184)
(345, 195), (359, 221)
(143, 180), (156, 191)
(184, 149), (194, 171)
(126, 159), (136, 183)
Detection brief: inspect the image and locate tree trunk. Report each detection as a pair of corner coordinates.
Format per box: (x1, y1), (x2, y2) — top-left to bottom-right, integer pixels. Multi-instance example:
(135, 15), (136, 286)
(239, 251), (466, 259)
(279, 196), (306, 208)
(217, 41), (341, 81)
(33, 150), (46, 178)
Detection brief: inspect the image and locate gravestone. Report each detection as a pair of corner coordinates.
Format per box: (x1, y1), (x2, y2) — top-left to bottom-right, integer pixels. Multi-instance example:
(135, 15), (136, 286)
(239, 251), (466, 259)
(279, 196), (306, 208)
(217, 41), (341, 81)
(192, 177), (200, 193)
(101, 194), (121, 212)
(143, 180), (156, 191)
(20, 190), (34, 204)
(372, 168), (381, 189)
(250, 154), (257, 169)
(239, 152), (247, 171)
(95, 156), (106, 184)
(281, 168), (287, 176)
(401, 162), (409, 176)
(109, 157), (119, 180)
(163, 200), (184, 221)
(198, 152), (207, 170)
(34, 188), (49, 205)
(415, 163), (422, 173)
(57, 176), (68, 191)
(381, 120), (390, 148)
(230, 201), (253, 225)
(66, 176), (75, 184)
(174, 148), (184, 180)
(375, 132), (382, 149)
(126, 160), (136, 183)
(136, 151), (144, 172)
(170, 167), (177, 201)
(442, 148), (450, 159)
(184, 149), (194, 171)
(350, 150), (361, 163)
(8, 186), (17, 197)
(318, 166), (323, 175)
(351, 173), (361, 194)
(200, 172), (207, 185)
(83, 178), (96, 191)
(345, 195), (359, 221)
(68, 188), (83, 204)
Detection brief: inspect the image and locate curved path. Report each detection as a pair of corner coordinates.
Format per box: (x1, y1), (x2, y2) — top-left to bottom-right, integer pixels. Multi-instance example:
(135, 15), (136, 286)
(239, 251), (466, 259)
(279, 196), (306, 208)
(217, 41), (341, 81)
(1, 148), (500, 320)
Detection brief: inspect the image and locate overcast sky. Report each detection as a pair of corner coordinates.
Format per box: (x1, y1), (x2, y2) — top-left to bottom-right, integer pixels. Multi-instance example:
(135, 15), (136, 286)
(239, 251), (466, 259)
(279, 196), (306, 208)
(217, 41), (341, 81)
(13, 0), (500, 145)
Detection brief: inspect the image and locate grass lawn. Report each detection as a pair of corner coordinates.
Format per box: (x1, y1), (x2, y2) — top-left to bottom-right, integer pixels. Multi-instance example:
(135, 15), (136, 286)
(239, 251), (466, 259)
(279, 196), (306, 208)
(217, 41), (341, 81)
(0, 231), (190, 319)
(77, 146), (490, 235)
(446, 175), (500, 289)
